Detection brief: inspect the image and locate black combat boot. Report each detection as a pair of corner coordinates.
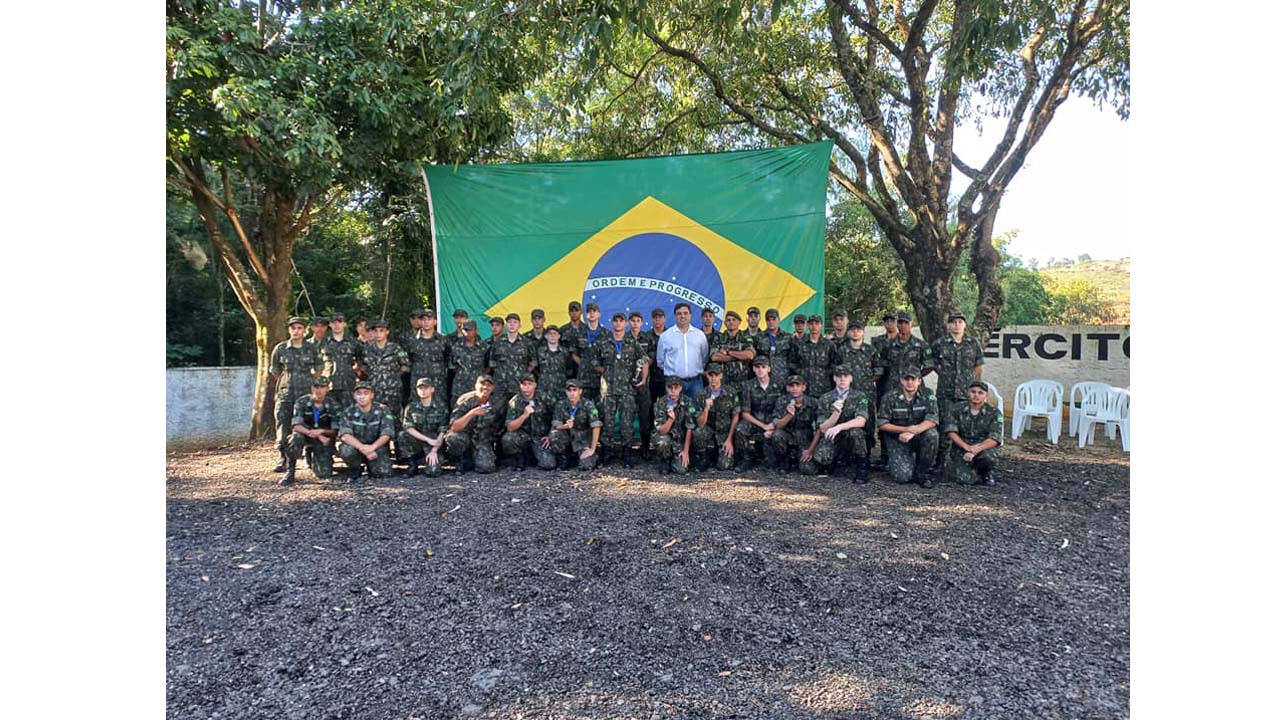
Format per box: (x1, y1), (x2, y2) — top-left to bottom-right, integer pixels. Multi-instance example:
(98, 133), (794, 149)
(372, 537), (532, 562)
(304, 446), (314, 469)
(917, 469), (934, 489)
(854, 457), (870, 484)
(279, 458), (297, 486)
(981, 470), (996, 486)
(622, 446), (634, 469)
(272, 449), (288, 473)
(399, 454), (421, 477)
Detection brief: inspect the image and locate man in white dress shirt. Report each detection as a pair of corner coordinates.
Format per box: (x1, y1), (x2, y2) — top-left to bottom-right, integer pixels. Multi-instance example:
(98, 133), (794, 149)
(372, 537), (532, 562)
(657, 302), (710, 399)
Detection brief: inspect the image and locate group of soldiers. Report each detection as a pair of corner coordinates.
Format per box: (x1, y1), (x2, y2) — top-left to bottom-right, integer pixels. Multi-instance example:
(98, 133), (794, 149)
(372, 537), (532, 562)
(268, 302), (1000, 488)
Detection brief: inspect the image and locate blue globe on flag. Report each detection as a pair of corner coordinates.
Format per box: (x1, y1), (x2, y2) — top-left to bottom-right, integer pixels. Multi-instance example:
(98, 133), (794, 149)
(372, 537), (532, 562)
(583, 233), (726, 331)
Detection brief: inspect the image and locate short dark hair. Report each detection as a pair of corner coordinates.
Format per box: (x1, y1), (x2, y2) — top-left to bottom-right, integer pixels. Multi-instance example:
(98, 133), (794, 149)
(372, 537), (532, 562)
(673, 302), (691, 314)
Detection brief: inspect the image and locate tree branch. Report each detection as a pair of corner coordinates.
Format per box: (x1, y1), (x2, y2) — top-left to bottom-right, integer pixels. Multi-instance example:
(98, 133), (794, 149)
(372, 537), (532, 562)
(169, 151), (271, 283)
(832, 0), (903, 58)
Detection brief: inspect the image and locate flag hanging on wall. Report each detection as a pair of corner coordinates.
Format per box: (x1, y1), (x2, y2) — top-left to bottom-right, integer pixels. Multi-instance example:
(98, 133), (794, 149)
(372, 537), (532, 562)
(423, 141), (832, 335)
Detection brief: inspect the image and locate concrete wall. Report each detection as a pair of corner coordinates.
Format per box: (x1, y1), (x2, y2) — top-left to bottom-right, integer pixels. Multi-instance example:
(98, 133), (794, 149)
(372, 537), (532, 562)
(166, 366), (257, 448)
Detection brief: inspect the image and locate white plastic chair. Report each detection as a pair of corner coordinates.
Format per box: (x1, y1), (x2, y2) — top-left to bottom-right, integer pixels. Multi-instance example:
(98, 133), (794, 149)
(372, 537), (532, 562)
(1011, 380), (1064, 443)
(1068, 381), (1112, 437)
(1078, 387), (1129, 451)
(984, 381), (1005, 443)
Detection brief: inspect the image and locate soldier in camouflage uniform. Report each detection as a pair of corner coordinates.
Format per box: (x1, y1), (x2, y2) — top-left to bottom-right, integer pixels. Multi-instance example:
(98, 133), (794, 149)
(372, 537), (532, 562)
(320, 313), (359, 409)
(738, 355), (782, 470)
(877, 366), (940, 488)
(929, 310), (986, 472)
(745, 306), (762, 338)
(487, 312), (537, 410)
(451, 309), (470, 340)
(336, 381), (397, 481)
(306, 316), (328, 347)
(444, 374), (501, 474)
(700, 306), (720, 344)
(791, 313), (807, 341)
(836, 319), (880, 470)
(501, 374), (557, 471)
(791, 314), (840, 397)
(754, 308), (796, 384)
(269, 316), (323, 473)
(813, 366), (872, 482)
(870, 312), (901, 470)
(559, 300), (587, 378)
(770, 375), (819, 475)
(534, 325), (573, 397)
(572, 302), (607, 403)
(523, 308), (549, 346)
(282, 375), (342, 485)
(878, 311), (935, 391)
(943, 380), (1002, 486)
(356, 319), (410, 425)
(692, 364), (746, 471)
(710, 310), (755, 397)
(404, 309), (452, 409)
(652, 376), (697, 475)
(628, 312), (657, 460)
(592, 312), (648, 467)
(398, 309), (425, 347)
(550, 379), (603, 471)
(645, 309), (669, 407)
(449, 319), (489, 403)
(826, 309), (848, 341)
(396, 377), (450, 478)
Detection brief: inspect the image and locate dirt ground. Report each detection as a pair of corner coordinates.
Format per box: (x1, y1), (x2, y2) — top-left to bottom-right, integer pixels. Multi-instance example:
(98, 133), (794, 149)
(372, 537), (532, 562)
(166, 434), (1129, 719)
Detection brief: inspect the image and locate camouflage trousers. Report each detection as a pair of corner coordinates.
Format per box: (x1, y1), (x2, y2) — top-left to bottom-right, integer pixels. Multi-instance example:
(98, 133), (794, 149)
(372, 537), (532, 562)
(948, 445), (999, 485)
(886, 428), (939, 484)
(600, 391), (638, 449)
(500, 430), (557, 470)
(813, 427), (869, 470)
(635, 385), (653, 450)
(549, 428), (600, 471)
(274, 393), (303, 451)
(650, 431), (692, 475)
(337, 441), (392, 477)
(443, 430), (497, 473)
(491, 382), (520, 414)
(935, 395), (964, 466)
(738, 424), (778, 467)
(395, 430), (444, 477)
(770, 426), (818, 475)
(692, 425), (750, 470)
(286, 432), (335, 478)
(328, 388), (353, 411)
(373, 384), (402, 428)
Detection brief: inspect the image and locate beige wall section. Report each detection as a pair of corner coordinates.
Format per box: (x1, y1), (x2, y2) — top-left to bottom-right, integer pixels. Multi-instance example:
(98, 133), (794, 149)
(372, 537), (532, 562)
(167, 366), (257, 449)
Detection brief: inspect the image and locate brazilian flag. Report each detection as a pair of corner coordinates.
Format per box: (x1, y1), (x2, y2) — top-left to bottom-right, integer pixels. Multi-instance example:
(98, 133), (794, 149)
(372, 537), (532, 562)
(422, 141), (833, 335)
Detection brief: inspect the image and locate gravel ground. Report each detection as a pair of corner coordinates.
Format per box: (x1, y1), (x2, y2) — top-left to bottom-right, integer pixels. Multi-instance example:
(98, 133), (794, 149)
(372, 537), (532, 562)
(167, 434), (1129, 719)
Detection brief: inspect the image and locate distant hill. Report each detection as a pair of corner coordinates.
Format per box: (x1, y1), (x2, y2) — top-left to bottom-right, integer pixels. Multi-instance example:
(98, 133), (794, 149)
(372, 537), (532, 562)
(1040, 258), (1130, 324)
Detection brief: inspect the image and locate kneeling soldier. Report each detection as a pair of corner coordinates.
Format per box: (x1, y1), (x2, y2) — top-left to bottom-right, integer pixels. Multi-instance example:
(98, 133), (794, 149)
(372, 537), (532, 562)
(770, 375), (819, 475)
(283, 375), (341, 484)
(652, 376), (698, 474)
(943, 380), (1002, 486)
(738, 356), (782, 470)
(876, 366), (940, 487)
(814, 366), (872, 483)
(445, 375), (500, 474)
(549, 379), (603, 471)
(692, 364), (746, 471)
(336, 381), (396, 482)
(397, 377), (449, 478)
(501, 374), (556, 471)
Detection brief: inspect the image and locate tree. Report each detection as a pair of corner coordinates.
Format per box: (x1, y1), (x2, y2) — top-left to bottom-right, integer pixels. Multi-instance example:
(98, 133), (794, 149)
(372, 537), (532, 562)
(551, 0), (1128, 343)
(824, 198), (909, 320)
(166, 0), (536, 436)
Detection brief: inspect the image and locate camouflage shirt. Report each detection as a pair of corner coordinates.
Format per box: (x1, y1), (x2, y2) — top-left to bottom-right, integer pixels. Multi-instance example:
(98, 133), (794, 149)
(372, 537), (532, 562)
(742, 379), (782, 424)
(876, 388), (940, 429)
(753, 330), (796, 381)
(710, 330), (755, 387)
(552, 397), (603, 432)
(878, 335), (934, 382)
(522, 328), (549, 347)
(930, 335), (986, 401)
(487, 333), (537, 389)
(533, 344), (574, 396)
(338, 402), (396, 444)
(404, 331), (451, 387)
(449, 338), (489, 397)
(450, 391), (503, 437)
(942, 403), (1003, 446)
(791, 336), (840, 395)
(572, 325), (608, 388)
(269, 340), (323, 400)
(592, 334), (647, 399)
(815, 387), (871, 428)
(835, 340), (879, 394)
(693, 384), (741, 435)
(772, 392), (819, 433)
(357, 342), (410, 398)
(654, 393), (698, 434)
(320, 335), (359, 391)
(290, 394), (342, 430)
(402, 397), (450, 438)
(504, 390), (553, 438)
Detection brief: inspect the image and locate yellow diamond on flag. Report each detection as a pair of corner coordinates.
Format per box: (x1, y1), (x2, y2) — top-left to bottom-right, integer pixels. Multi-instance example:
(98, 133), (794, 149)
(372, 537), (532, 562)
(486, 196), (816, 326)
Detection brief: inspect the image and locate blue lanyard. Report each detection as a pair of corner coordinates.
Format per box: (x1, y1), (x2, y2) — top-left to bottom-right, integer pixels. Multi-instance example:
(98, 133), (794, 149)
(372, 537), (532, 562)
(312, 406), (321, 425)
(569, 406), (578, 420)
(586, 327), (599, 344)
(768, 331), (776, 350)
(613, 339), (623, 355)
(836, 389), (849, 400)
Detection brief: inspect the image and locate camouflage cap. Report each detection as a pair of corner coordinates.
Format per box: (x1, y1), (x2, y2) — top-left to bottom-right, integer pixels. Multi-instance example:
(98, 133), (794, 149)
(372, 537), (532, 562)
(462, 319), (477, 330)
(650, 308), (666, 317)
(792, 313), (807, 323)
(629, 311), (643, 320)
(520, 373), (537, 384)
(531, 308), (545, 319)
(701, 306), (717, 315)
(410, 308), (428, 317)
(353, 380), (374, 392)
(310, 316), (329, 325)
(786, 375), (806, 385)
(705, 362), (725, 374)
(489, 316), (504, 325)
(849, 319), (865, 329)
(422, 309), (436, 318)
(545, 323), (560, 333)
(568, 300), (582, 311)
(565, 378), (582, 389)
(611, 311), (627, 321)
(807, 314), (822, 323)
(832, 364), (852, 376)
(415, 377), (435, 388)
(452, 308), (469, 318)
(897, 311), (913, 322)
(752, 355), (771, 367)
(968, 379), (988, 391)
(585, 302), (600, 312)
(747, 306), (761, 315)
(505, 312), (521, 322)
(474, 374), (494, 386)
(311, 375), (331, 387)
(368, 318), (388, 330)
(831, 309), (847, 319)
(665, 376), (684, 387)
(765, 308), (779, 319)
(948, 310), (967, 321)
(900, 366), (922, 379)
(882, 313), (898, 322)
(725, 310), (741, 321)
(287, 316), (307, 327)
(329, 312), (346, 322)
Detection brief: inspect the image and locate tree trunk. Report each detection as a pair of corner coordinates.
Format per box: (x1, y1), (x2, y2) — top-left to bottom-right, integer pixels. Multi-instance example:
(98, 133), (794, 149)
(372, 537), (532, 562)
(969, 201), (1006, 347)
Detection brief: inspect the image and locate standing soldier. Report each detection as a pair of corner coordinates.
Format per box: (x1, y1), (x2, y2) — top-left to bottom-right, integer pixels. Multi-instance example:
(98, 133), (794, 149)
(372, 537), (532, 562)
(398, 309), (425, 347)
(501, 374), (556, 471)
(791, 314), (840, 397)
(837, 319), (881, 468)
(306, 316), (328, 346)
(451, 309), (470, 339)
(534, 325), (573, 397)
(594, 312), (648, 467)
(754, 308), (796, 383)
(356, 319), (410, 424)
(354, 317), (372, 345)
(404, 309), (452, 408)
(282, 376), (341, 485)
(487, 312), (537, 409)
(572, 302), (606, 403)
(791, 313), (807, 340)
(929, 310), (985, 473)
(487, 316), (505, 343)
(692, 364), (745, 471)
(269, 316), (323, 474)
(745, 306), (763, 338)
(645, 309), (668, 406)
(710, 310), (755, 398)
(738, 356), (782, 470)
(813, 366), (872, 483)
(878, 311), (934, 392)
(700, 306), (720, 343)
(770, 375), (819, 475)
(652, 376), (697, 475)
(628, 312), (657, 460)
(942, 380), (1002, 486)
(444, 375), (501, 475)
(524, 308), (549, 346)
(449, 319), (488, 404)
(877, 367), (940, 488)
(560, 300), (587, 367)
(870, 312), (900, 470)
(396, 377), (450, 478)
(336, 381), (397, 482)
(321, 313), (359, 409)
(549, 379), (603, 471)
(826, 310), (848, 341)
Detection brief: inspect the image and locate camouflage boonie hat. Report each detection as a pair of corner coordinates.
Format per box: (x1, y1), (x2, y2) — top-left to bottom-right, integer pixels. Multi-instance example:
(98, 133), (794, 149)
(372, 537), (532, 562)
(765, 308), (779, 319)
(565, 378), (582, 390)
(724, 310), (741, 321)
(897, 311), (913, 322)
(968, 379), (988, 391)
(531, 308), (545, 319)
(474, 374), (494, 386)
(415, 377), (435, 388)
(786, 375), (806, 385)
(832, 365), (852, 376)
(900, 366), (922, 379)
(948, 310), (967, 321)
(520, 373), (537, 384)
(287, 316), (307, 327)
(462, 319), (477, 330)
(353, 380), (374, 392)
(311, 375), (331, 387)
(665, 376), (684, 387)
(752, 355), (771, 367)
(367, 318), (388, 330)
(705, 363), (725, 375)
